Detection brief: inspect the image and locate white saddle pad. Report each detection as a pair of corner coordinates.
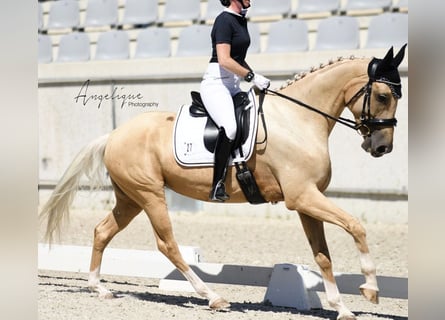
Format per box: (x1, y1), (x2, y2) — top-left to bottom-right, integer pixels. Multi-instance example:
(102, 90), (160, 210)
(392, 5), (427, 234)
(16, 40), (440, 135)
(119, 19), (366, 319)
(173, 89), (259, 167)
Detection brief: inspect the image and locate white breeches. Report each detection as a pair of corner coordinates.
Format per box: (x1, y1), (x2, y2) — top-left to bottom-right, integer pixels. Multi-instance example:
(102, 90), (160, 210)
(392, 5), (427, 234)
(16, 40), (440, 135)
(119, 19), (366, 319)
(200, 63), (241, 140)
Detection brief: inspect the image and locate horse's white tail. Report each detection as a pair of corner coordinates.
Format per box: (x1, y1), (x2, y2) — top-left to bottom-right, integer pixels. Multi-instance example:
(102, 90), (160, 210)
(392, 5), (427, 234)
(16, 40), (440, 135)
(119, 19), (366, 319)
(39, 134), (110, 244)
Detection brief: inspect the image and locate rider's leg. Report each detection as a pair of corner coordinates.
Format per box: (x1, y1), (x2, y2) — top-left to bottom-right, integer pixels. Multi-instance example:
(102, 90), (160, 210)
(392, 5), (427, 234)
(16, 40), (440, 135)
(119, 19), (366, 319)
(209, 127), (234, 201)
(200, 63), (240, 201)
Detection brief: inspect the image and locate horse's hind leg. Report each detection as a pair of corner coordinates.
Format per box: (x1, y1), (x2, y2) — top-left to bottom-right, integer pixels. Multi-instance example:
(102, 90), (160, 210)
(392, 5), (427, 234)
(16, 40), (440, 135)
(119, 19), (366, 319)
(299, 214), (356, 320)
(88, 182), (142, 298)
(142, 187), (230, 309)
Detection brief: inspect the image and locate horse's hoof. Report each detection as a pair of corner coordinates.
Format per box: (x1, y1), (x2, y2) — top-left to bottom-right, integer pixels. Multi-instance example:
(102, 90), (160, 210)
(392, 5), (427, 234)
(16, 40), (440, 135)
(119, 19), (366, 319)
(209, 297), (231, 310)
(360, 286), (379, 304)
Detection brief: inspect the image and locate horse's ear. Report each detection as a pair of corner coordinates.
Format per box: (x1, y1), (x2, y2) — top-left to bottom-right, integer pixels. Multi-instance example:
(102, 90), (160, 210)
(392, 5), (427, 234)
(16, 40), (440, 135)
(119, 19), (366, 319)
(392, 43), (407, 67)
(382, 46), (394, 65)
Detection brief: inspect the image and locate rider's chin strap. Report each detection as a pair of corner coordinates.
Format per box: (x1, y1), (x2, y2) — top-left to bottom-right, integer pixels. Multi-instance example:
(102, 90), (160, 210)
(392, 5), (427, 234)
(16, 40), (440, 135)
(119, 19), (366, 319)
(237, 0), (250, 9)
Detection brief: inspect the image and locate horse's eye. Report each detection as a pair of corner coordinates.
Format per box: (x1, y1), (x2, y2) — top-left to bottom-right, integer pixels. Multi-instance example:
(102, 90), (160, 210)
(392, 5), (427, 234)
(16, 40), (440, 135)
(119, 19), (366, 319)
(376, 93), (388, 104)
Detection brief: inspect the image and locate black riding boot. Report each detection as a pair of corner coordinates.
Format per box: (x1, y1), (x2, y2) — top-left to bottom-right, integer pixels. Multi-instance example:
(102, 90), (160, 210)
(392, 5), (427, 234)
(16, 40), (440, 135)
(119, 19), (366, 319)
(209, 128), (234, 202)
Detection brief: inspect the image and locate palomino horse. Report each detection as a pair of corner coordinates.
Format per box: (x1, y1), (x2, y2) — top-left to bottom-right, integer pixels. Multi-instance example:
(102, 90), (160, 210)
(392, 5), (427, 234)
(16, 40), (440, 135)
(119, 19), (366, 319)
(40, 45), (406, 320)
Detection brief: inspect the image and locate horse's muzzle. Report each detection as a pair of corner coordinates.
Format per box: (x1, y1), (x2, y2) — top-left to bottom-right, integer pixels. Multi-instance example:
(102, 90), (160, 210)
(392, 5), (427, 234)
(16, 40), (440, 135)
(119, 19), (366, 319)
(361, 130), (394, 157)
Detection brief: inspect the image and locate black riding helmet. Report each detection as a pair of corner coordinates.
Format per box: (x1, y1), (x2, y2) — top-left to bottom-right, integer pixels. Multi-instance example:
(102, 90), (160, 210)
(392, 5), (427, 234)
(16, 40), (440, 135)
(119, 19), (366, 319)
(220, 0), (250, 9)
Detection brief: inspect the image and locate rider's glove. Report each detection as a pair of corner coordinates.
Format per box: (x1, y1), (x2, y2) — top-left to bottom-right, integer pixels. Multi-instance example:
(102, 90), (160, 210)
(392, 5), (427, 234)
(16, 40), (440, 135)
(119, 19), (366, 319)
(252, 73), (271, 90)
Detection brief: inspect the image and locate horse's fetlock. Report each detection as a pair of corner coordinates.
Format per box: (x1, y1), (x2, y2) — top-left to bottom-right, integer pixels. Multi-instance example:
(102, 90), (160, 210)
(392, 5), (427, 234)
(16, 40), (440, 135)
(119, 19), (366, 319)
(327, 296), (342, 309)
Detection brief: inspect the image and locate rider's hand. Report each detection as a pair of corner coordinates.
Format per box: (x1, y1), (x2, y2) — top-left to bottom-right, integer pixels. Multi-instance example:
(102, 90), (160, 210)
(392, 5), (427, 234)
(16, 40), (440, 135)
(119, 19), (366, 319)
(253, 73), (271, 91)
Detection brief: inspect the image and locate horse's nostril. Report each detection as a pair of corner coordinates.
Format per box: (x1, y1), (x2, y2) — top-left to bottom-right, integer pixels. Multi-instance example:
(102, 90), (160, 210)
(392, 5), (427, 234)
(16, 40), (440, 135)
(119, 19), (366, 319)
(376, 145), (388, 154)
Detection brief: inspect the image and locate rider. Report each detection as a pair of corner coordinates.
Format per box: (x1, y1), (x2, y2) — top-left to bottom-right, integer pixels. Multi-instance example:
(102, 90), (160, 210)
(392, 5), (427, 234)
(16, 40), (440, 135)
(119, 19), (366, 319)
(201, 0), (271, 202)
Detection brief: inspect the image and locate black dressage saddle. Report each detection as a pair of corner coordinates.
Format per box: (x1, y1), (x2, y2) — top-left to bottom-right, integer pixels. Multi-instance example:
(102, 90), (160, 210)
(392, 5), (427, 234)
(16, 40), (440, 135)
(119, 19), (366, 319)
(189, 91), (251, 153)
(188, 90), (266, 205)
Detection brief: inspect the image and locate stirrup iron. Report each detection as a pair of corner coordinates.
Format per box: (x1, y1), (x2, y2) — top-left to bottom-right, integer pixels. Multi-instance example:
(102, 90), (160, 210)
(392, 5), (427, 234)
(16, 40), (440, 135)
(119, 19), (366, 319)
(209, 181), (230, 202)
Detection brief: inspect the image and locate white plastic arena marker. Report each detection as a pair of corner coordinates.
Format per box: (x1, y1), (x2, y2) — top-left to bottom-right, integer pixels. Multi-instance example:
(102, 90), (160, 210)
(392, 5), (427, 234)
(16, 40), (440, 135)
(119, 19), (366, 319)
(264, 263), (322, 310)
(38, 244), (202, 279)
(38, 244), (407, 302)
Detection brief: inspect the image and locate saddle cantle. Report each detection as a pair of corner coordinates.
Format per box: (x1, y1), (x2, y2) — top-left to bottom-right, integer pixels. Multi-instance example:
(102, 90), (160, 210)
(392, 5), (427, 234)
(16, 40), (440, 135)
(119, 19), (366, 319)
(189, 91), (251, 152)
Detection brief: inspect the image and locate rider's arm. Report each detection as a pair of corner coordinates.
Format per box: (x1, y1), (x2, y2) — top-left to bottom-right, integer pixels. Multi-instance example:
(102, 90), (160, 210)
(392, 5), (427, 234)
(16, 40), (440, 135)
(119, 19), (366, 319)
(216, 43), (251, 79)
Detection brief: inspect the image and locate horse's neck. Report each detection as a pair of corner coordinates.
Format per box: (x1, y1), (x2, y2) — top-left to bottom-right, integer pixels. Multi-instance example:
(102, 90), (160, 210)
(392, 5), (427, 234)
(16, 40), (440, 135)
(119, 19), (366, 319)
(279, 59), (368, 134)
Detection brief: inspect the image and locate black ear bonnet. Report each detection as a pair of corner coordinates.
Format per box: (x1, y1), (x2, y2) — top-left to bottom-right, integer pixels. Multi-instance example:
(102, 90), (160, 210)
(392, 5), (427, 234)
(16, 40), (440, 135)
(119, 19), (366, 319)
(367, 44), (407, 98)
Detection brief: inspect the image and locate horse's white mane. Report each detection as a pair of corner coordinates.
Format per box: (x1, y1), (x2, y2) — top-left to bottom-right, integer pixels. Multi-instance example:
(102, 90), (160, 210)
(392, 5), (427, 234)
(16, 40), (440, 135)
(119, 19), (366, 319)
(278, 55), (368, 90)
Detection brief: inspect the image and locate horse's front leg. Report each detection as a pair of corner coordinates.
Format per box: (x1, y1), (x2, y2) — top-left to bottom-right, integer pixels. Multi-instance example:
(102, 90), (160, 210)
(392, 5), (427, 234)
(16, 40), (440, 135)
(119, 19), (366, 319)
(288, 188), (378, 319)
(298, 214), (356, 320)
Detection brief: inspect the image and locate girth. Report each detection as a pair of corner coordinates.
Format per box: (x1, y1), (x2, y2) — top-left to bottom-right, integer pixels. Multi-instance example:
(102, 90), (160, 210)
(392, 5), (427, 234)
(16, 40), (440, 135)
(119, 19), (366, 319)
(189, 91), (251, 152)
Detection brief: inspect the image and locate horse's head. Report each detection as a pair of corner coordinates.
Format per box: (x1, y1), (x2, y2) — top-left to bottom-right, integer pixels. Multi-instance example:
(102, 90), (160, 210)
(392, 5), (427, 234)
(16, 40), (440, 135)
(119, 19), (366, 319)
(347, 45), (407, 157)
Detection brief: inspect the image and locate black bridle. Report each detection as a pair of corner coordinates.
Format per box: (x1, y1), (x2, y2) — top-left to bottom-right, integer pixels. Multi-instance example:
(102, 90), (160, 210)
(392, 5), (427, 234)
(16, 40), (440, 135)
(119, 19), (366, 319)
(344, 78), (399, 137)
(263, 64), (400, 138)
